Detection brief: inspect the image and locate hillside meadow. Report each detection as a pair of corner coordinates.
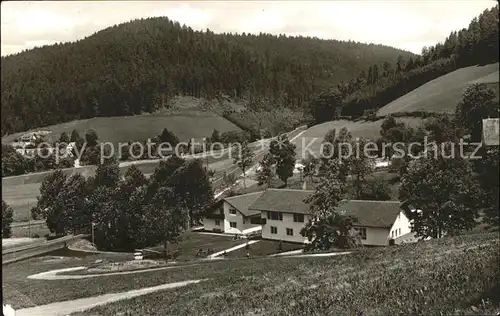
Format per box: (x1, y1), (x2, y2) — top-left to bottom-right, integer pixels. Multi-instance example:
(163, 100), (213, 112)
(377, 63), (499, 116)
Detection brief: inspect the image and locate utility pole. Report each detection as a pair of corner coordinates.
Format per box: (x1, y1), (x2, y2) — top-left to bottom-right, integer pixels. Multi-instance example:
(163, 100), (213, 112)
(91, 222), (95, 246)
(28, 201), (31, 238)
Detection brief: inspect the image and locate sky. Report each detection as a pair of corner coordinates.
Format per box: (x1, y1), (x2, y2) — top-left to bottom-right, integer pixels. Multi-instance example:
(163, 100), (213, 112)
(1, 1), (497, 56)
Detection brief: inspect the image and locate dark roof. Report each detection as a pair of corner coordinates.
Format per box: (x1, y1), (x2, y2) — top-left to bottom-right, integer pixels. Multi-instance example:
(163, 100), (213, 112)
(337, 200), (402, 228)
(224, 191), (265, 217)
(248, 188), (315, 214)
(482, 118), (499, 146)
(249, 188), (402, 228)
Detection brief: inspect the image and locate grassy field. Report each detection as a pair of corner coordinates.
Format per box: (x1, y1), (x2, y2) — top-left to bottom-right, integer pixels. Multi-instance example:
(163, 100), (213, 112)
(294, 117), (423, 158)
(2, 183), (40, 221)
(378, 63), (499, 116)
(2, 107), (241, 146)
(4, 232), (496, 314)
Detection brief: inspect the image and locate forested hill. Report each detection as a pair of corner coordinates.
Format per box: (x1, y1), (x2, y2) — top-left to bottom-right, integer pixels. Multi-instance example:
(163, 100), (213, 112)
(1, 16), (413, 135)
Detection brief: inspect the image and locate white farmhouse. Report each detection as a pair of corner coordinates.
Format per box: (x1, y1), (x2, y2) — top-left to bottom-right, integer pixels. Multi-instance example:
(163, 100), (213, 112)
(337, 200), (411, 246)
(204, 188), (420, 246)
(250, 189), (314, 244)
(202, 191), (264, 235)
(247, 188), (416, 246)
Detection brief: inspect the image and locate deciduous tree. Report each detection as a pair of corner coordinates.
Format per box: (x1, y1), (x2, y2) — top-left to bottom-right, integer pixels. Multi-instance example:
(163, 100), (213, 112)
(269, 134), (296, 187)
(257, 153), (275, 186)
(399, 152), (482, 238)
(31, 170), (67, 220)
(455, 83), (498, 141)
(146, 188), (189, 259)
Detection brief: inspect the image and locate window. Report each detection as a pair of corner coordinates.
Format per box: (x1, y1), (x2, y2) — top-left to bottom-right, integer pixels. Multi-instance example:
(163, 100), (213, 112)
(391, 230), (394, 238)
(229, 208), (237, 215)
(215, 219), (220, 226)
(270, 226), (278, 234)
(398, 228), (401, 236)
(230, 222), (237, 228)
(293, 214), (304, 223)
(354, 227), (367, 240)
(267, 211), (283, 221)
(286, 228), (293, 236)
(250, 217), (262, 225)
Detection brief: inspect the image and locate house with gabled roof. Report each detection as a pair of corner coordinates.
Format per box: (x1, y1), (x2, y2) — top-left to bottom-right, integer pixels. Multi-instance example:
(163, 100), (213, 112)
(249, 189), (315, 243)
(338, 200), (410, 246)
(247, 188), (415, 246)
(202, 191), (264, 235)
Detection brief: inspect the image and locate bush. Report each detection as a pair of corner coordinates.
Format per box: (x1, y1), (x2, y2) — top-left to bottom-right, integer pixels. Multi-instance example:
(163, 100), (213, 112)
(359, 179), (392, 201)
(362, 109), (378, 122)
(220, 130), (248, 144)
(277, 240), (283, 251)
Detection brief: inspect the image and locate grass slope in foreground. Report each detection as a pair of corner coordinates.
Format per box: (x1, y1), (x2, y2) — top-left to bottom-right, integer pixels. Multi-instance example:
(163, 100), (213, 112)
(21, 232), (491, 316)
(3, 232), (498, 314)
(71, 232), (499, 316)
(377, 63), (499, 116)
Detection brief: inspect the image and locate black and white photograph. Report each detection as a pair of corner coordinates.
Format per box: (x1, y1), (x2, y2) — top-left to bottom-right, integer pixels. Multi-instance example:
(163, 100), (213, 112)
(1, 1), (499, 315)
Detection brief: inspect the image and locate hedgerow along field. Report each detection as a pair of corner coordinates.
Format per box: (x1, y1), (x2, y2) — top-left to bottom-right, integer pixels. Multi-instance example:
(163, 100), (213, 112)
(377, 62), (499, 116)
(65, 232), (498, 316)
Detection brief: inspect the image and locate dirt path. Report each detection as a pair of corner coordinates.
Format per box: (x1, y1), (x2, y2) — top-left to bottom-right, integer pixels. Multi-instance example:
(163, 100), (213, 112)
(28, 264), (201, 280)
(15, 279), (205, 316)
(207, 240), (260, 259)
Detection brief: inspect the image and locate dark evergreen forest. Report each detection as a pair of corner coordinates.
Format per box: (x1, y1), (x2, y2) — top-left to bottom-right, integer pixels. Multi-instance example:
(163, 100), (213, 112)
(2, 5), (497, 134)
(1, 16), (412, 135)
